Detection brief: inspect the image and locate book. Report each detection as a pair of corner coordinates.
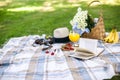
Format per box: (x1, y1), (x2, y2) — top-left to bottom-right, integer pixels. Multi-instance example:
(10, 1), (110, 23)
(69, 38), (104, 60)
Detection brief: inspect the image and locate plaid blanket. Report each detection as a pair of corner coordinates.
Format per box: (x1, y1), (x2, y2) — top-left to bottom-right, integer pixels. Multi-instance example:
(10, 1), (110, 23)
(0, 35), (120, 80)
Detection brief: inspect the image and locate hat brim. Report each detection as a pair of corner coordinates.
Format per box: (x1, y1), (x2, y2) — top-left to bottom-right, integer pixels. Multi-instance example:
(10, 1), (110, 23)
(53, 36), (70, 43)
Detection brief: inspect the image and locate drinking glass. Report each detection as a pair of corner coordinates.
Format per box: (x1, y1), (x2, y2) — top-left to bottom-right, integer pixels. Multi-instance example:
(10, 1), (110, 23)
(69, 31), (80, 47)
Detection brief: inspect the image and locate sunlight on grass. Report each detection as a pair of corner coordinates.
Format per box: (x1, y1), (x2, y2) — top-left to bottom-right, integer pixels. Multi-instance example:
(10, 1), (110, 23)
(0, 25), (5, 28)
(0, 0), (12, 7)
(6, 0), (120, 12)
(7, 1), (80, 12)
(73, 0), (120, 5)
(7, 6), (55, 12)
(0, 0), (120, 47)
(55, 2), (80, 8)
(101, 0), (120, 5)
(7, 1), (55, 12)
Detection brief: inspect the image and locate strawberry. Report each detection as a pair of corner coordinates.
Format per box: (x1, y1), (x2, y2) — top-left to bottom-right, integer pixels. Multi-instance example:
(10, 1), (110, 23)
(66, 43), (72, 47)
(45, 51), (49, 54)
(51, 52), (54, 55)
(70, 47), (74, 50)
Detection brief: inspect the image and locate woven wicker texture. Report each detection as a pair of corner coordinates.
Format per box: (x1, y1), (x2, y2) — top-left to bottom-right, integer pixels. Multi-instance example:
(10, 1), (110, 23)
(81, 0), (106, 40)
(82, 14), (106, 40)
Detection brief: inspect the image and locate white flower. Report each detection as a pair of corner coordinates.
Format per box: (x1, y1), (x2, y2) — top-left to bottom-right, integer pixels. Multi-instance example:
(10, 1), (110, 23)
(70, 7), (88, 31)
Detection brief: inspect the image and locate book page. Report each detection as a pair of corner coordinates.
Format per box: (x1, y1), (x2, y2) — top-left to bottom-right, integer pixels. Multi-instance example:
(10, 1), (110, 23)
(79, 38), (98, 54)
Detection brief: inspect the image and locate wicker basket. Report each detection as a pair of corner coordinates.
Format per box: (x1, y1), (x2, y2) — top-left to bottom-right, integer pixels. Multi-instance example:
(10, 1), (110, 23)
(81, 1), (106, 40)
(82, 14), (106, 40)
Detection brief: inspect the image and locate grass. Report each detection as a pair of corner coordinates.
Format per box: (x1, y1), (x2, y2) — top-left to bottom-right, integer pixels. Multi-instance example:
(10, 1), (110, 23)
(0, 0), (120, 47)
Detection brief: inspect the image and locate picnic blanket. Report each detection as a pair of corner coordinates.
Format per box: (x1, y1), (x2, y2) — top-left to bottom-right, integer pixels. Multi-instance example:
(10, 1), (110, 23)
(0, 35), (120, 80)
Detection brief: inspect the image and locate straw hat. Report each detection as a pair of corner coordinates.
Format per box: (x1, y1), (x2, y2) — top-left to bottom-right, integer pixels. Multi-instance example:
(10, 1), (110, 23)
(53, 27), (70, 43)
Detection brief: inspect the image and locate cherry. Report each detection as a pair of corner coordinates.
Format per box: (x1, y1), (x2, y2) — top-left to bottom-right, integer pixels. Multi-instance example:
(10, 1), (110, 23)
(51, 52), (54, 55)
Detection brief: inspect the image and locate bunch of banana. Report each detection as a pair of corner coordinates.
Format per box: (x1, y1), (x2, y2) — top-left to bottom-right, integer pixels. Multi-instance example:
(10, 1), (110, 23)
(104, 28), (119, 43)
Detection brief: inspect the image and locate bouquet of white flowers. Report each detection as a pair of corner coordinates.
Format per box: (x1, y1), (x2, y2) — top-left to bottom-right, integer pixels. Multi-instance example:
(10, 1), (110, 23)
(70, 7), (105, 40)
(70, 7), (94, 35)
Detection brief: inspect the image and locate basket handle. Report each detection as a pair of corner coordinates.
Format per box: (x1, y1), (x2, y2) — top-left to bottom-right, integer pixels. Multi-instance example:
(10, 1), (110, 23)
(88, 0), (100, 7)
(88, 0), (103, 16)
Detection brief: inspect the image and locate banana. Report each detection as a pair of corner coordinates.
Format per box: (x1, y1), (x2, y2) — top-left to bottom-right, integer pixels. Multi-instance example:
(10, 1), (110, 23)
(104, 28), (119, 43)
(113, 29), (119, 43)
(104, 29), (115, 43)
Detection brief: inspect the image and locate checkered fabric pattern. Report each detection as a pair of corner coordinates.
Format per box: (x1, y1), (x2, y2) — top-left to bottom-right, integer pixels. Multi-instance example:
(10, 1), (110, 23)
(0, 35), (120, 80)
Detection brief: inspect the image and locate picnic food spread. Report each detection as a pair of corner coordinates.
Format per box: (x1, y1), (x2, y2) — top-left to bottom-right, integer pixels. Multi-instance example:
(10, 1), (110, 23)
(0, 35), (120, 80)
(0, 3), (120, 80)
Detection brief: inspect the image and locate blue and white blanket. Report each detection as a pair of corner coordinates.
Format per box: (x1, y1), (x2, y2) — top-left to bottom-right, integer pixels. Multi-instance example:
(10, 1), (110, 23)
(0, 35), (120, 80)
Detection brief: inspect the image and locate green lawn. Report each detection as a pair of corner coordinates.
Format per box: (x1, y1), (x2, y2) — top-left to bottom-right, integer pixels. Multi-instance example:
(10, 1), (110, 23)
(0, 0), (120, 47)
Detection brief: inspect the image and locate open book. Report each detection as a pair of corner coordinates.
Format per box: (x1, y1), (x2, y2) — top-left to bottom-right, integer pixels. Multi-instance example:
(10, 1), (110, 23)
(69, 38), (104, 60)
